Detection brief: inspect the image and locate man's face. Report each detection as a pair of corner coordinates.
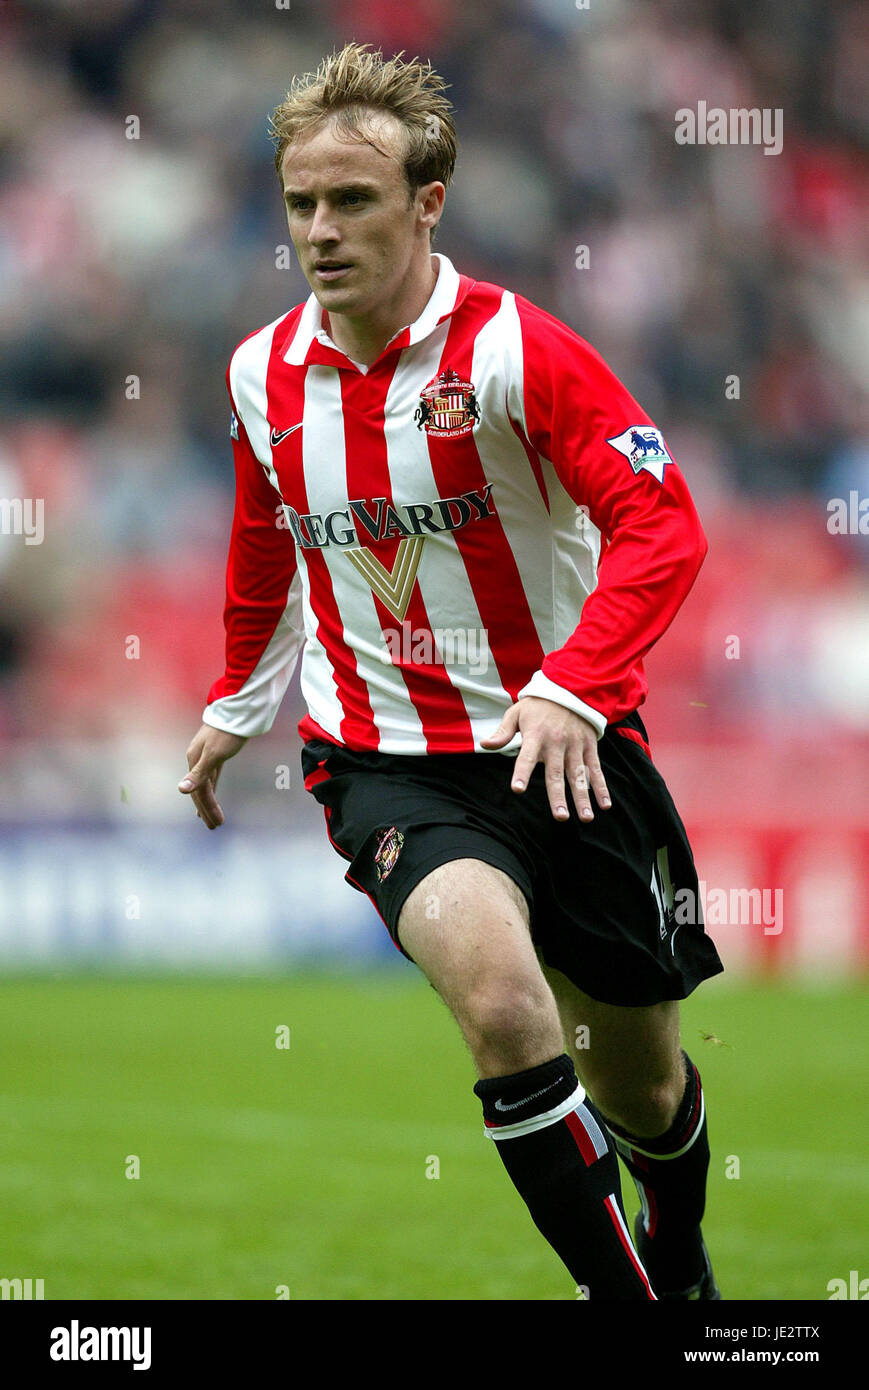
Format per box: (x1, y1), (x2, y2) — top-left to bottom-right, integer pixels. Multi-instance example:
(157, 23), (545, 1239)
(281, 112), (438, 320)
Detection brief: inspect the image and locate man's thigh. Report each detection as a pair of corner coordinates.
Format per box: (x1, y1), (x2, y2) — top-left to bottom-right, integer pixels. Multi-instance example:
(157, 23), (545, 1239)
(398, 857), (534, 1007)
(398, 858), (564, 1076)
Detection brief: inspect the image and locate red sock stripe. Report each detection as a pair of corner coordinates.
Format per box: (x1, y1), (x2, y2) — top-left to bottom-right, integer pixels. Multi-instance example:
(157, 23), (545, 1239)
(604, 1194), (657, 1300)
(565, 1109), (599, 1166)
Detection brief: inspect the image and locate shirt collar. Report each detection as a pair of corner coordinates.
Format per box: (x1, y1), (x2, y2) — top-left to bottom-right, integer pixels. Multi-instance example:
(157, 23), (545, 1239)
(282, 253), (468, 370)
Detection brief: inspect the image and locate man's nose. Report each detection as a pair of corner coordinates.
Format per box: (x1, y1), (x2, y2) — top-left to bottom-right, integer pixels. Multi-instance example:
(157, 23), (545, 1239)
(308, 202), (339, 246)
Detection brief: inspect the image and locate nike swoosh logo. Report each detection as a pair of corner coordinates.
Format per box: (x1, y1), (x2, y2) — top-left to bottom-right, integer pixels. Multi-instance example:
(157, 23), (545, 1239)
(270, 423), (303, 446)
(494, 1079), (561, 1112)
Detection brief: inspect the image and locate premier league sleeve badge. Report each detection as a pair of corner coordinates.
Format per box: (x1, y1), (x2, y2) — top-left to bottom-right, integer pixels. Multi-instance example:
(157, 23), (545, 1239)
(606, 425), (672, 483)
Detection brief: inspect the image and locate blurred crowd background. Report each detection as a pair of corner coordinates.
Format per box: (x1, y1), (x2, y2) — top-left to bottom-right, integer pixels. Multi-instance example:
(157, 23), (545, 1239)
(0, 0), (866, 972)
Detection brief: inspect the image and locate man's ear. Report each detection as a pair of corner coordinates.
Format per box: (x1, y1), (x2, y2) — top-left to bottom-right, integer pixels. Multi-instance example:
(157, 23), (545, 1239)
(417, 180), (446, 234)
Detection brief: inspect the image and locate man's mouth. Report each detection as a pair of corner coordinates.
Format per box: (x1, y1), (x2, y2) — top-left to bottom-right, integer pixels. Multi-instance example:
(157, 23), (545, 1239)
(314, 261), (353, 281)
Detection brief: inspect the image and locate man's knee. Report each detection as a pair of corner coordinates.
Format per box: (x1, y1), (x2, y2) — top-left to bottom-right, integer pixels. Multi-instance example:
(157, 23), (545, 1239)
(459, 976), (560, 1068)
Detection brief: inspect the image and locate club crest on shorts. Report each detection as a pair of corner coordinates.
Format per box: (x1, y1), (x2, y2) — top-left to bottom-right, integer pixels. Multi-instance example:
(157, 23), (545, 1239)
(606, 425), (672, 483)
(414, 368), (480, 438)
(374, 826), (405, 882)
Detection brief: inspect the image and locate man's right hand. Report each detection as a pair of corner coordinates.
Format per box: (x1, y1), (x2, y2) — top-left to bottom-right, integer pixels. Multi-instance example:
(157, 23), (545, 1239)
(178, 724), (248, 829)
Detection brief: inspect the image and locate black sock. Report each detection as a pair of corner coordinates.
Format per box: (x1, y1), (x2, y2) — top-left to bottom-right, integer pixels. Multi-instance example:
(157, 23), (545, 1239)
(601, 1051), (710, 1293)
(474, 1053), (656, 1300)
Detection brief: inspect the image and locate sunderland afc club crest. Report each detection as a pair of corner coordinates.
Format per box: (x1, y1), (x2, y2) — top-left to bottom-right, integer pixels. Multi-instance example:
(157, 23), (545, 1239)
(606, 425), (672, 484)
(414, 368), (480, 439)
(374, 826), (405, 883)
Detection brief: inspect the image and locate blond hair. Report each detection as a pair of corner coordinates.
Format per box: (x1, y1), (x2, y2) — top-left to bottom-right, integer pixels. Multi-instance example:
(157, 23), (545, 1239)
(269, 43), (457, 193)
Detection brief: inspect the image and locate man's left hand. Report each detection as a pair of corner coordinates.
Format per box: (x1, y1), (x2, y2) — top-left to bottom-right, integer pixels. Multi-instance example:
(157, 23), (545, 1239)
(480, 697), (612, 822)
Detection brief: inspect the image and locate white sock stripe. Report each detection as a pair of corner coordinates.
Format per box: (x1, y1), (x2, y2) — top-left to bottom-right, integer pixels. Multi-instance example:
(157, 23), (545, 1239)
(485, 1081), (586, 1141)
(607, 1090), (706, 1162)
(574, 1101), (610, 1160)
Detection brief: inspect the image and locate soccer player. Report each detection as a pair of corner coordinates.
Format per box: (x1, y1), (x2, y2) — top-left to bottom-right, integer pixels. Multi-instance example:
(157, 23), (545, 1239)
(179, 43), (724, 1300)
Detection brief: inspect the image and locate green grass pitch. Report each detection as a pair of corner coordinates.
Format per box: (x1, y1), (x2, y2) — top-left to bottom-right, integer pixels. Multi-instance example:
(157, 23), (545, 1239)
(0, 972), (864, 1300)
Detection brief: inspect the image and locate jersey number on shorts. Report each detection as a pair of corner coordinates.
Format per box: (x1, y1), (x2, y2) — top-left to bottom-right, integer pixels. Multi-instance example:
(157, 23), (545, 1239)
(651, 845), (677, 950)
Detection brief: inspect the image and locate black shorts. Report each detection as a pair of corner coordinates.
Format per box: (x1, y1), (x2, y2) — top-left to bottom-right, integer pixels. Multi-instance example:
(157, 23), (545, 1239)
(300, 710), (724, 1007)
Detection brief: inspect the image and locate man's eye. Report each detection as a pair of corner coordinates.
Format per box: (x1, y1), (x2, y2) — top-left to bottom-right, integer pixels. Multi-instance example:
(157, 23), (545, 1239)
(343, 193), (365, 205)
(288, 199), (312, 212)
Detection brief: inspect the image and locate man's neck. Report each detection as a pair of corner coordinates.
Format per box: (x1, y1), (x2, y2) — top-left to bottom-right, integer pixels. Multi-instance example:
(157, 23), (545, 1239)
(323, 257), (438, 367)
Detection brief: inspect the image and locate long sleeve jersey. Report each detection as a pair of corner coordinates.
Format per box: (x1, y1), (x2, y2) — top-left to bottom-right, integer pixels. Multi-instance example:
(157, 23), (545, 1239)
(203, 253), (707, 754)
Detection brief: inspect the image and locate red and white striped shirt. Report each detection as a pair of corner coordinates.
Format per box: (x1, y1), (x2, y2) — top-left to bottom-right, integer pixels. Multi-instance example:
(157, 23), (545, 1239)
(203, 254), (707, 755)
